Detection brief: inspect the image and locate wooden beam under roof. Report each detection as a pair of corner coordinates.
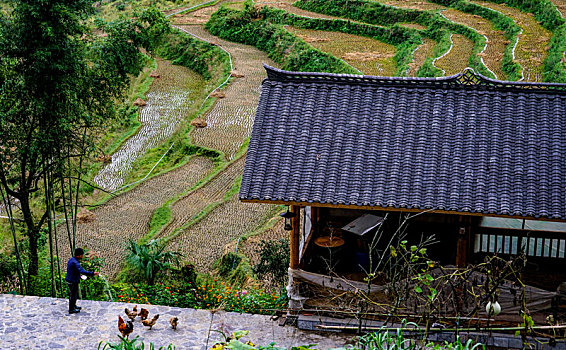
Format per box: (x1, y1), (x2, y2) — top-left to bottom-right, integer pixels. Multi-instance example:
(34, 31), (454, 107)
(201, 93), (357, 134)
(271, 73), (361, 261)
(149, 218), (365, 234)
(240, 198), (566, 224)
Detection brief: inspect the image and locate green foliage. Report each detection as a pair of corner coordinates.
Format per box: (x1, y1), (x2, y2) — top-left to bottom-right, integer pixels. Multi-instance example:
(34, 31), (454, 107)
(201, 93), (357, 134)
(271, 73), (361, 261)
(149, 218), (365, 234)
(158, 28), (231, 80)
(356, 325), (486, 350)
(0, 253), (16, 285)
(205, 7), (359, 74)
(544, 25), (566, 82)
(147, 206), (171, 240)
(113, 280), (288, 314)
(80, 251), (110, 301)
(27, 264), (67, 298)
(215, 252), (255, 288)
(125, 239), (181, 285)
(0, 0), (170, 284)
(98, 335), (175, 350)
(253, 239), (290, 288)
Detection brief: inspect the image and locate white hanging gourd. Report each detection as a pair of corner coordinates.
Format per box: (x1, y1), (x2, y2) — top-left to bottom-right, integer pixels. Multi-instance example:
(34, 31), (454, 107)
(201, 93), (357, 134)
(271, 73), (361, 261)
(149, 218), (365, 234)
(485, 301), (501, 316)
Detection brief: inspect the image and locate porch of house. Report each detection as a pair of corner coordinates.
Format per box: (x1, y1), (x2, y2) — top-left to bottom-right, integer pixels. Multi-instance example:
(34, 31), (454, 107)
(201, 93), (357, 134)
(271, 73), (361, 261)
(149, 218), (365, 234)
(282, 205), (566, 343)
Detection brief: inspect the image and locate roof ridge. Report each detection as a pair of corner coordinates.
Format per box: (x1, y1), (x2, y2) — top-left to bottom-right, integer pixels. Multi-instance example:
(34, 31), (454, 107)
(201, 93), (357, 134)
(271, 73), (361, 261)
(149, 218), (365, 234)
(263, 64), (566, 93)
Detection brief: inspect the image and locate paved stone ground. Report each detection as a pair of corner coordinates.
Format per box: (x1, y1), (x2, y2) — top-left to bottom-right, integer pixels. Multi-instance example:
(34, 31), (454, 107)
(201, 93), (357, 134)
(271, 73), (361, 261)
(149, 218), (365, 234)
(0, 294), (355, 350)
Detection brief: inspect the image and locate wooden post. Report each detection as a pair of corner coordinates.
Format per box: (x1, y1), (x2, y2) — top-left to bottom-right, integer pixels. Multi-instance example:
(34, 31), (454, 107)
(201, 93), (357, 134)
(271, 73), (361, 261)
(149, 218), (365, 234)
(456, 216), (471, 267)
(290, 205), (300, 269)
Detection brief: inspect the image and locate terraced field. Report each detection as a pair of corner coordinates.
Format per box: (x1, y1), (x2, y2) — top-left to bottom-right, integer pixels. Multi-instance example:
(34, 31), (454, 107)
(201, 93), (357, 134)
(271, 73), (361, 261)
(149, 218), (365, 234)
(157, 157), (247, 240)
(167, 194), (279, 272)
(434, 34), (475, 75)
(255, 0), (357, 20)
(285, 26), (396, 75)
(472, 0), (551, 81)
(59, 156), (215, 278)
(180, 25), (275, 160)
(94, 58), (206, 191)
(441, 9), (508, 79)
(409, 38), (436, 76)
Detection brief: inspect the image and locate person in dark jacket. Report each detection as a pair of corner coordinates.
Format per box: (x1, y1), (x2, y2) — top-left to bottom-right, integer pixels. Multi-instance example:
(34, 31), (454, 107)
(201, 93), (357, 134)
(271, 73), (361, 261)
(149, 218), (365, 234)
(66, 248), (98, 314)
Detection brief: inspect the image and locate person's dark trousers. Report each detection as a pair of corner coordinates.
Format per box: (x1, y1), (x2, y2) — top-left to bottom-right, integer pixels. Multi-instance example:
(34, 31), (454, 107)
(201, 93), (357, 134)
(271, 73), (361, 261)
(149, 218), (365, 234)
(67, 281), (79, 312)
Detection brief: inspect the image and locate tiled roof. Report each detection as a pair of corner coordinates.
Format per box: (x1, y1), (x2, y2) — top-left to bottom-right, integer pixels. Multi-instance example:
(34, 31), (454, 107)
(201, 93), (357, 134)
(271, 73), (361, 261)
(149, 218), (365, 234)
(239, 65), (566, 221)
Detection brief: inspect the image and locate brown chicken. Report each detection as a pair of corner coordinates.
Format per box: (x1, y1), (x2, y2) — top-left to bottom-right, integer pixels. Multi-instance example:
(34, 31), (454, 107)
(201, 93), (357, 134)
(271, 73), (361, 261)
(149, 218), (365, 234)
(118, 315), (134, 339)
(141, 314), (159, 330)
(169, 316), (178, 330)
(125, 305), (138, 321)
(138, 308), (149, 320)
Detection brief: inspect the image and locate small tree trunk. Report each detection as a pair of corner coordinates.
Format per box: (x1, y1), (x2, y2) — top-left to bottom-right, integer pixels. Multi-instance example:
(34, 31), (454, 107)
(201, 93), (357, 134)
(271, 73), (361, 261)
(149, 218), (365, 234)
(20, 196), (40, 291)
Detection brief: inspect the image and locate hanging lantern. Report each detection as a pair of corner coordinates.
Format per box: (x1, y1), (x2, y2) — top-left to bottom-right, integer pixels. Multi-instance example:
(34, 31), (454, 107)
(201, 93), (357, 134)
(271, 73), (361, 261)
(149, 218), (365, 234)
(280, 208), (295, 231)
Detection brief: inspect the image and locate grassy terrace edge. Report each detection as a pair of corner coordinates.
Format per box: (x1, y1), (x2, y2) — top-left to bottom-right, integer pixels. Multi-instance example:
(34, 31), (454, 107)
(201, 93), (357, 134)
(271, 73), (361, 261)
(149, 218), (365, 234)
(438, 0), (566, 82)
(293, 0), (494, 77)
(205, 4), (360, 74)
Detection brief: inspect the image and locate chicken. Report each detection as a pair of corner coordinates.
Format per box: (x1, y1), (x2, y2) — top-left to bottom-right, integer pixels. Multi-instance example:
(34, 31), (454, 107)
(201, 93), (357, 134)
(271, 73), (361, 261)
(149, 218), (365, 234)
(118, 315), (134, 339)
(138, 308), (149, 320)
(141, 314), (159, 330)
(169, 316), (178, 330)
(125, 305), (138, 321)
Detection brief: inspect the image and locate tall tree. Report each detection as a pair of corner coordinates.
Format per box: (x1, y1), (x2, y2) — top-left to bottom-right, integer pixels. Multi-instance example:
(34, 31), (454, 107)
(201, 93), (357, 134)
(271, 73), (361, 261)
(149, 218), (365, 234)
(0, 0), (169, 292)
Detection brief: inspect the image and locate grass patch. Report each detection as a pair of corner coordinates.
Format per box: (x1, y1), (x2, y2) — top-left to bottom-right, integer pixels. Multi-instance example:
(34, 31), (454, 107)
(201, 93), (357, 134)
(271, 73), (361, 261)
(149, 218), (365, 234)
(147, 206), (172, 242)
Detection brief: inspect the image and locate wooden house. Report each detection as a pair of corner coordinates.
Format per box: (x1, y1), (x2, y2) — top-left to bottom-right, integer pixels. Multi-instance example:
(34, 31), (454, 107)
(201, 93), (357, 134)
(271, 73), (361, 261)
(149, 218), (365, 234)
(239, 66), (566, 328)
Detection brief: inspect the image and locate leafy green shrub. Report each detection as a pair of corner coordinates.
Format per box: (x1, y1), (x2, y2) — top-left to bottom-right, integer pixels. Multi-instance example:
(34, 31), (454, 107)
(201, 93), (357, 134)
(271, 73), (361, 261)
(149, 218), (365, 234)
(0, 253), (17, 285)
(98, 335), (175, 350)
(80, 251), (111, 301)
(253, 239), (289, 289)
(125, 239), (181, 285)
(158, 28), (231, 80)
(215, 252), (255, 288)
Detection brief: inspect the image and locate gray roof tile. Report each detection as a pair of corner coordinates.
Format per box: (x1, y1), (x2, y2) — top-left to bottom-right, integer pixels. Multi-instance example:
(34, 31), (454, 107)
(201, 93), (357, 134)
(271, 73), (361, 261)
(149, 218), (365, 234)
(240, 66), (566, 220)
